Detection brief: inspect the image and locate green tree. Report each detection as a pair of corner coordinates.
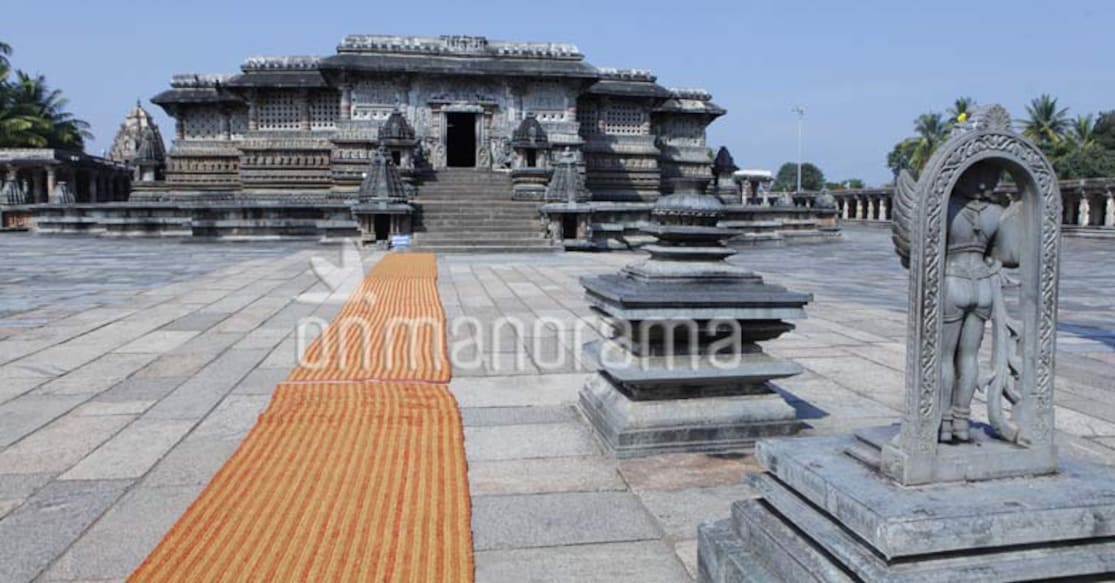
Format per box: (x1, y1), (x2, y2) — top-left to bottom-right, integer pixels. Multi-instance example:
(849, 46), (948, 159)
(8, 71), (91, 149)
(0, 43), (91, 150)
(0, 41), (10, 79)
(910, 112), (949, 172)
(1092, 110), (1115, 151)
(773, 161), (825, 192)
(1021, 94), (1070, 152)
(1068, 114), (1096, 148)
(1053, 144), (1115, 179)
(887, 137), (919, 179)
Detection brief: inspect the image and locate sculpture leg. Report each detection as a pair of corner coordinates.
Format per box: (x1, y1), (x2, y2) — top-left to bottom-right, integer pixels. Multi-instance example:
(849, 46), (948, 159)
(940, 319), (963, 442)
(952, 312), (988, 442)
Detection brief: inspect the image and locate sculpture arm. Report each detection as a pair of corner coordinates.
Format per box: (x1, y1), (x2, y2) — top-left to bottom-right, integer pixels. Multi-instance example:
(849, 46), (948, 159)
(992, 201), (1024, 268)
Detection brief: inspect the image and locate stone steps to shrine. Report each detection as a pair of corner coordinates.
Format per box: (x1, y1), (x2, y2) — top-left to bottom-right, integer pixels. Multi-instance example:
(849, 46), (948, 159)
(411, 232), (548, 243)
(408, 170), (554, 253)
(408, 240), (556, 254)
(414, 170), (515, 201)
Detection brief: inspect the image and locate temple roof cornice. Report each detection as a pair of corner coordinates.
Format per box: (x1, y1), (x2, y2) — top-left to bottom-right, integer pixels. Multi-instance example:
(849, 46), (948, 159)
(337, 35), (584, 61)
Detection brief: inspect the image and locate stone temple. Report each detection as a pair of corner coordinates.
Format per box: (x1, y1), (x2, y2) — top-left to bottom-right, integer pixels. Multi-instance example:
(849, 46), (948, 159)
(150, 34), (720, 200)
(14, 34), (840, 249)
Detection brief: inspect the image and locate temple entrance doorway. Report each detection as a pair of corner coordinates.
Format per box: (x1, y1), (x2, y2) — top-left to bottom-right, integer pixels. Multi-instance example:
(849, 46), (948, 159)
(446, 112), (477, 167)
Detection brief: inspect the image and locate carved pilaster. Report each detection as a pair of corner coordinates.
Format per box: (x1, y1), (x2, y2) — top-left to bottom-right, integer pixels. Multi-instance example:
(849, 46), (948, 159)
(220, 108), (231, 140)
(247, 90), (259, 131)
(340, 84), (352, 120)
(299, 89), (311, 132)
(1105, 192), (1114, 227)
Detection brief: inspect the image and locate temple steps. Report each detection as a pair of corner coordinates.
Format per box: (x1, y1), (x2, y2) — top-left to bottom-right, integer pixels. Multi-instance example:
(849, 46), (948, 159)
(409, 169), (556, 254)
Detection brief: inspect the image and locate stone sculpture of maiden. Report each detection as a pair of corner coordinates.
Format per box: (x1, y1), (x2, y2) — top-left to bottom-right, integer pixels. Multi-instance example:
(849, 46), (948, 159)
(896, 160), (1025, 442)
(882, 104), (1061, 484)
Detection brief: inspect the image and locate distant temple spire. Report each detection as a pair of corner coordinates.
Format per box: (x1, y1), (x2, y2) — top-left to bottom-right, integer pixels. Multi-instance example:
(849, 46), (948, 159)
(108, 102), (167, 166)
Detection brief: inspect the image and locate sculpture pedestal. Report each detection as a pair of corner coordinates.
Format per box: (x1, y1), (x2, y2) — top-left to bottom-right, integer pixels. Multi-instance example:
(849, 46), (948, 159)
(698, 435), (1115, 582)
(578, 372), (802, 458)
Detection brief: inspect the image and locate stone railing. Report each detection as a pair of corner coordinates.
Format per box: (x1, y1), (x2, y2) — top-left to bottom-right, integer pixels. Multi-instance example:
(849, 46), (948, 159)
(828, 188), (894, 221)
(830, 178), (1115, 230)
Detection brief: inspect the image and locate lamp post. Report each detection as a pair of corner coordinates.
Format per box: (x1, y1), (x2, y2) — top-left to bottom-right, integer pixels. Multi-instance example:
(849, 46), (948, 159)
(792, 105), (805, 193)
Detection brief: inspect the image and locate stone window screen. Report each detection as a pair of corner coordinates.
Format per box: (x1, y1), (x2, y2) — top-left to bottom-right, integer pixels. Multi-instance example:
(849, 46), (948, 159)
(604, 104), (646, 135)
(229, 109), (248, 139)
(310, 92), (339, 130)
(577, 104), (599, 136)
(183, 107), (223, 139)
(258, 92), (301, 130)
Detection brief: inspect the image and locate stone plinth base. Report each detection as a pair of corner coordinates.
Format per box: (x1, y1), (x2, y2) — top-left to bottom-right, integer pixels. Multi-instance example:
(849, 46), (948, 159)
(578, 373), (802, 458)
(698, 435), (1115, 582)
(852, 424), (1058, 485)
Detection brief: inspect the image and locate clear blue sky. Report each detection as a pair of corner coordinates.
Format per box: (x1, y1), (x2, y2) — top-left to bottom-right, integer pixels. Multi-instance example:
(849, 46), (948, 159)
(3, 0), (1111, 185)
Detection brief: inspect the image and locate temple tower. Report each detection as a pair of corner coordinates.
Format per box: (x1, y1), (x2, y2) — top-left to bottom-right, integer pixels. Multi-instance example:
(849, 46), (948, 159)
(109, 101), (167, 174)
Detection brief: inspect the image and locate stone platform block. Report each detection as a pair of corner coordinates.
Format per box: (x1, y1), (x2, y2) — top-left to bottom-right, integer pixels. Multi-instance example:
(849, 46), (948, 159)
(698, 435), (1115, 581)
(579, 373), (801, 458)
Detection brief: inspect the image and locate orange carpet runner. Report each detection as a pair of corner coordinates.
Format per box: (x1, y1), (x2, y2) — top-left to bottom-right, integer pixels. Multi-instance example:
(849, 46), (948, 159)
(131, 254), (473, 582)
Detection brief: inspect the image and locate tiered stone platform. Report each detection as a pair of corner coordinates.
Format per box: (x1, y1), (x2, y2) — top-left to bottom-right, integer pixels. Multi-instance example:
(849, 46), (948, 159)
(700, 436), (1115, 582)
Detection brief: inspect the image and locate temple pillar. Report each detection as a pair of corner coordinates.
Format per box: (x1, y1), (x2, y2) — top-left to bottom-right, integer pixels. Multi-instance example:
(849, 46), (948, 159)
(867, 197), (877, 220)
(299, 90), (311, 132)
(479, 108), (493, 169)
(1078, 195), (1091, 227)
(1104, 192), (1114, 227)
(32, 169), (44, 203)
(220, 109), (231, 140)
(89, 171), (99, 202)
(855, 197), (865, 219)
(247, 90), (259, 131)
(340, 84), (352, 120)
(46, 167), (56, 198)
(880, 197), (889, 220)
(841, 198), (850, 220)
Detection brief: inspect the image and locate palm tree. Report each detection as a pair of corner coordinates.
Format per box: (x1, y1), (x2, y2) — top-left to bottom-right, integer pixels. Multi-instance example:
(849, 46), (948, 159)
(910, 112), (948, 171)
(0, 41), (11, 80)
(7, 71), (91, 149)
(1022, 94), (1070, 150)
(0, 42), (92, 149)
(948, 97), (976, 125)
(1068, 114), (1096, 148)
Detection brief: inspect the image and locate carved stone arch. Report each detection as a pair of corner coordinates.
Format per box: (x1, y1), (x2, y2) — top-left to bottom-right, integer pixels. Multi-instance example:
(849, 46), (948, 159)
(882, 115), (1062, 485)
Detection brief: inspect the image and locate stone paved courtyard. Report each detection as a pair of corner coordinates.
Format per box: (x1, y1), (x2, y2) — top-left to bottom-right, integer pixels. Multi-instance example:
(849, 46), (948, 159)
(0, 226), (1113, 582)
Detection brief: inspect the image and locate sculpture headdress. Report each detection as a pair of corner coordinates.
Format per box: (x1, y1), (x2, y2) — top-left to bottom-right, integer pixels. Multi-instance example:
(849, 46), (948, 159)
(891, 104), (1014, 268)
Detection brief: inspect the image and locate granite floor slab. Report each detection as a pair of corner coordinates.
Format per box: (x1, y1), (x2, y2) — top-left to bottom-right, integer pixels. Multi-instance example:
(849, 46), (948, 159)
(0, 228), (1113, 581)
